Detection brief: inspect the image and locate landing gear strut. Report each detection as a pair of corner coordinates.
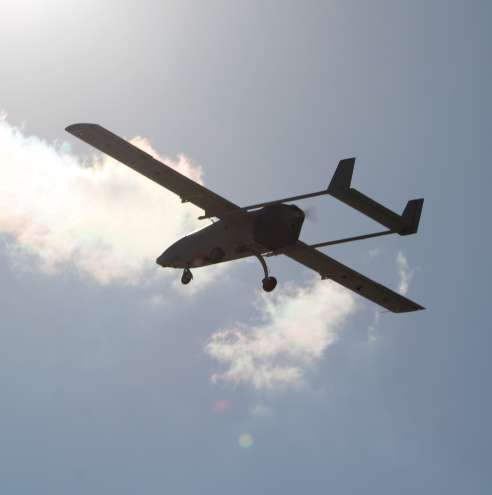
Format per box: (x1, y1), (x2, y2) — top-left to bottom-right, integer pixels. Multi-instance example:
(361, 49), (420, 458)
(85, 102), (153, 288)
(252, 251), (277, 292)
(181, 267), (193, 285)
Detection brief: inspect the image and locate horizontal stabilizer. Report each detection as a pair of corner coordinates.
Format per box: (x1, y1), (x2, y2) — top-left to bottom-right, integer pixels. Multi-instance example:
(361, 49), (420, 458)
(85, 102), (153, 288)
(327, 158), (424, 235)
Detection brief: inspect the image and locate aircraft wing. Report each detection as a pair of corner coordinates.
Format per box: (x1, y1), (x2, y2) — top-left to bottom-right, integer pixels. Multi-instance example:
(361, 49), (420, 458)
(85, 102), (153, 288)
(66, 123), (239, 219)
(285, 241), (424, 313)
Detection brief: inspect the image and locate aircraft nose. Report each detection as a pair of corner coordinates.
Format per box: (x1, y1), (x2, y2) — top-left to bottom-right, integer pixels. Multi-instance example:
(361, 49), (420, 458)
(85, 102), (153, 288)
(156, 249), (173, 267)
(156, 238), (189, 268)
(156, 244), (182, 268)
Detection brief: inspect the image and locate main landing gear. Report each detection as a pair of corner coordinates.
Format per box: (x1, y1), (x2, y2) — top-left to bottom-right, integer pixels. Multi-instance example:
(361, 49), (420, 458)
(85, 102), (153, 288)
(179, 254), (277, 293)
(181, 267), (193, 285)
(252, 251), (277, 292)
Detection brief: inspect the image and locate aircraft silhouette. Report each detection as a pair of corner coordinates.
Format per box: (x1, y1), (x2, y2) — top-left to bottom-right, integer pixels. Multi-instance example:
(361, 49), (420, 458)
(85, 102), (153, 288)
(66, 124), (424, 313)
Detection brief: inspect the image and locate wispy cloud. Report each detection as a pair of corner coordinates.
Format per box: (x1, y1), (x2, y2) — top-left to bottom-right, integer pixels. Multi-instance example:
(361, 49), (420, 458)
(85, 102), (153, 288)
(205, 278), (356, 390)
(368, 251), (415, 342)
(0, 113), (210, 285)
(368, 247), (381, 258)
(396, 251), (413, 295)
(367, 310), (381, 343)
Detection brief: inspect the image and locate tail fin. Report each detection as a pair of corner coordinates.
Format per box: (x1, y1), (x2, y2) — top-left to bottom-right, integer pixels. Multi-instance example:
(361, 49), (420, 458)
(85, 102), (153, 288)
(327, 158), (355, 191)
(400, 199), (424, 235)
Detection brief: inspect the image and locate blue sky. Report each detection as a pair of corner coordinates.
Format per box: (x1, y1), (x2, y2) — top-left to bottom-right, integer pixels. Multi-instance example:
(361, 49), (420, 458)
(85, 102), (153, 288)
(0, 1), (490, 493)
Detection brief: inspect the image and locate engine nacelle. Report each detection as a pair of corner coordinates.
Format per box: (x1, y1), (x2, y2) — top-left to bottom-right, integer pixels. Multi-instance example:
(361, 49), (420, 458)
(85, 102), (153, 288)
(253, 204), (305, 250)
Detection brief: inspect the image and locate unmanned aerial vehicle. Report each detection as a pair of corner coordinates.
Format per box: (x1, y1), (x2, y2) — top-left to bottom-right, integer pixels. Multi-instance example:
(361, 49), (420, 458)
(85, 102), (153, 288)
(66, 124), (424, 313)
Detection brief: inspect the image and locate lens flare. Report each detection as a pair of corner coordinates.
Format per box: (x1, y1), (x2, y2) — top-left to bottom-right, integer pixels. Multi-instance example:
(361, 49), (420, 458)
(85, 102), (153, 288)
(238, 433), (254, 448)
(212, 399), (230, 413)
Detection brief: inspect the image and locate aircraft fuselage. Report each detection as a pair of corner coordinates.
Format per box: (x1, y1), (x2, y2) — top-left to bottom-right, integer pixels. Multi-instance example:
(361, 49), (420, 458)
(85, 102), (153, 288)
(157, 204), (305, 269)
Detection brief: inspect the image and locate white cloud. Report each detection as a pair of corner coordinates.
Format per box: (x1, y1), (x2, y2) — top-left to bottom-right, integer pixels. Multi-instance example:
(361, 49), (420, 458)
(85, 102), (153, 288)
(0, 113), (216, 285)
(205, 278), (356, 390)
(396, 251), (413, 296)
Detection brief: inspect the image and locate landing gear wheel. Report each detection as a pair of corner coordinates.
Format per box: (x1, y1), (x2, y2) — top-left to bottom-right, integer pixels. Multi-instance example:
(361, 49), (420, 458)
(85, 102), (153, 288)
(262, 276), (277, 292)
(250, 250), (277, 293)
(181, 268), (193, 285)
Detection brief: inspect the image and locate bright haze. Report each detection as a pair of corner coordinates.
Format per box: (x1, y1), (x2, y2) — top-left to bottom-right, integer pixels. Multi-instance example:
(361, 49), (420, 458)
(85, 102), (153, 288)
(0, 1), (490, 493)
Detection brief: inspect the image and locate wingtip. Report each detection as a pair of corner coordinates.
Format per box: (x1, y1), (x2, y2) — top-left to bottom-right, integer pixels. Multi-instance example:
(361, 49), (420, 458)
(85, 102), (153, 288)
(406, 303), (426, 313)
(65, 123), (99, 134)
(392, 299), (425, 313)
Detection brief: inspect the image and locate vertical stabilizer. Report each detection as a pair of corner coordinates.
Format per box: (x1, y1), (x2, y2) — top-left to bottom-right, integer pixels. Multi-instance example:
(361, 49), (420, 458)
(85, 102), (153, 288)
(400, 199), (424, 235)
(327, 158), (424, 235)
(327, 158), (355, 191)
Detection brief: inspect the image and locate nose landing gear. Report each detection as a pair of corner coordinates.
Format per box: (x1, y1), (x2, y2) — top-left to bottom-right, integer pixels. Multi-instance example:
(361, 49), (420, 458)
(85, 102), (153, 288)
(181, 267), (193, 285)
(252, 251), (277, 292)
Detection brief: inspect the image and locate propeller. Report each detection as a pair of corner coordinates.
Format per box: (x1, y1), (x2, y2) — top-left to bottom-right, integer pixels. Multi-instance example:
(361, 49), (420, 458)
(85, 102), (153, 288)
(303, 205), (318, 222)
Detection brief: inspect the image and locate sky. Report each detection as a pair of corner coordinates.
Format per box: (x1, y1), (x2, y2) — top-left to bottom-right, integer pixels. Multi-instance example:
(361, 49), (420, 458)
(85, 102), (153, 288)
(0, 1), (490, 493)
